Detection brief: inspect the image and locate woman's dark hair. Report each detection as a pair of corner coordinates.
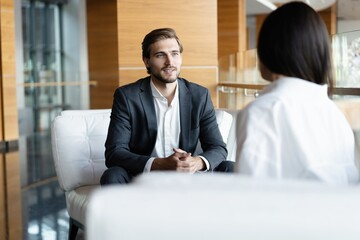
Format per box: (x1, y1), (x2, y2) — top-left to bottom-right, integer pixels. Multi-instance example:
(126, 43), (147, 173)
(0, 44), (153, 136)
(142, 28), (183, 60)
(257, 1), (333, 87)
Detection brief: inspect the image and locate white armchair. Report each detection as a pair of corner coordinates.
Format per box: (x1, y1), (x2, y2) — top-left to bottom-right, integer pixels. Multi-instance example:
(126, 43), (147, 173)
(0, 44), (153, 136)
(51, 109), (111, 240)
(51, 108), (236, 240)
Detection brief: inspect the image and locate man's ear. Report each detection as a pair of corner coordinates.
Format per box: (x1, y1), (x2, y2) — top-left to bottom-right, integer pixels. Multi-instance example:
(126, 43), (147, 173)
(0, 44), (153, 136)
(143, 58), (149, 68)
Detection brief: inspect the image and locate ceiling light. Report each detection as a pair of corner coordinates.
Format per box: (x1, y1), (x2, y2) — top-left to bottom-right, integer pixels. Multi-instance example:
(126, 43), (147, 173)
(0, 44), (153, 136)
(256, 0), (277, 10)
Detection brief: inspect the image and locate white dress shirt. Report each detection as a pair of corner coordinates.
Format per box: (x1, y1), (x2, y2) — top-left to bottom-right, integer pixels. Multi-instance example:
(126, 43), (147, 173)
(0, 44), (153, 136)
(143, 80), (209, 172)
(235, 77), (359, 185)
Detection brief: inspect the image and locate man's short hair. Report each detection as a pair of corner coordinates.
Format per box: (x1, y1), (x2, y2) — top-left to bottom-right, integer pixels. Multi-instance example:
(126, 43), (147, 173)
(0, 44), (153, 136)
(142, 28), (183, 60)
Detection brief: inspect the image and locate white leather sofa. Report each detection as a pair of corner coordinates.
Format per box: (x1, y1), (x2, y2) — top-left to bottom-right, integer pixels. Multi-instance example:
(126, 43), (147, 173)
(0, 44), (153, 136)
(83, 104), (360, 240)
(86, 173), (360, 240)
(51, 108), (237, 240)
(51, 105), (360, 240)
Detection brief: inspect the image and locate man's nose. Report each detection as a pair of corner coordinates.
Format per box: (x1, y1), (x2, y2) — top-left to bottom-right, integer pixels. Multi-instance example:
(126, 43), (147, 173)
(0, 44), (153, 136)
(165, 54), (173, 65)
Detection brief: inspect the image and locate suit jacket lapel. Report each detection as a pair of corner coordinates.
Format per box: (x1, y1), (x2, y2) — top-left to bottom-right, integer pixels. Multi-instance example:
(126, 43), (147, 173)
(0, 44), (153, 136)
(178, 79), (192, 151)
(139, 77), (157, 144)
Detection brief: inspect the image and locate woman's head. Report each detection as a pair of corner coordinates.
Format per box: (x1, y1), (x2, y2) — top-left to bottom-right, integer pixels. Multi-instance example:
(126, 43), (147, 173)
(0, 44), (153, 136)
(257, 1), (333, 86)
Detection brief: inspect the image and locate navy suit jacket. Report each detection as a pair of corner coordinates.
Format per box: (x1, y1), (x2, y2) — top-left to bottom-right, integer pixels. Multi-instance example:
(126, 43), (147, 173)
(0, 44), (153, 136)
(105, 76), (227, 176)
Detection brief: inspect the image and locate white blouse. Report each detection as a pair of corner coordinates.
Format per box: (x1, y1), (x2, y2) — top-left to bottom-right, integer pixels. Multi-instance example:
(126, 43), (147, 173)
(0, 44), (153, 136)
(235, 77), (359, 185)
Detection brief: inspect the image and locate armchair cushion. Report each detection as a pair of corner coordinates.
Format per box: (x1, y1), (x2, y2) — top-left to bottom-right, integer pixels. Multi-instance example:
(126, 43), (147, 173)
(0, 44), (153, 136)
(51, 110), (110, 191)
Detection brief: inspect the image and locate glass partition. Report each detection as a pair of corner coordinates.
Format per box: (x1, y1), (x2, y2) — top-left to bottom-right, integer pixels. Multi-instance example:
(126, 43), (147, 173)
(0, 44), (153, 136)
(218, 49), (267, 109)
(332, 29), (360, 91)
(218, 30), (360, 109)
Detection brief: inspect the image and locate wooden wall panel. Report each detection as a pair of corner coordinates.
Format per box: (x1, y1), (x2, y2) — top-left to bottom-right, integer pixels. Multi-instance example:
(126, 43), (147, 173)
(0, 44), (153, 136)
(87, 0), (119, 109)
(236, 0), (247, 52)
(0, 2), (20, 238)
(218, 0), (239, 59)
(318, 4), (337, 35)
(181, 68), (218, 108)
(5, 151), (22, 240)
(0, 56), (3, 141)
(0, 155), (6, 240)
(0, 151), (22, 240)
(118, 69), (147, 87)
(117, 0), (217, 67)
(116, 0), (219, 105)
(218, 0), (247, 59)
(0, 0), (18, 141)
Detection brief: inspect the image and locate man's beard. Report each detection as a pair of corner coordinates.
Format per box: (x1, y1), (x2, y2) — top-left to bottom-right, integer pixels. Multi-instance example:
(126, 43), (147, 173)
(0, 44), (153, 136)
(151, 69), (180, 84)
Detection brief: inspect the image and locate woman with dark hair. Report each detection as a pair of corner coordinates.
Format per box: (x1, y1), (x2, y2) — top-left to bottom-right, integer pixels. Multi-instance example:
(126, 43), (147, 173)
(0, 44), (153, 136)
(235, 2), (358, 184)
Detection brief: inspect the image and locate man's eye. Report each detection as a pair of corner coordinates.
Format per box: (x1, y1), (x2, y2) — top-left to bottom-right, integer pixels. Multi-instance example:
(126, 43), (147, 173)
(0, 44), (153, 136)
(155, 54), (165, 58)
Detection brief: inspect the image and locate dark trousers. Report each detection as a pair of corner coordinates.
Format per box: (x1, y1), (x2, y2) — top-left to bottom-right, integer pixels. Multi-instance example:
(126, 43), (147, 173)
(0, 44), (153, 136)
(100, 160), (234, 185)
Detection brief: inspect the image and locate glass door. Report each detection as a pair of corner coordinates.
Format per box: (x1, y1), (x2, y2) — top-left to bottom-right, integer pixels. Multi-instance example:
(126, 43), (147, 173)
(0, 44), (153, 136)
(22, 0), (66, 132)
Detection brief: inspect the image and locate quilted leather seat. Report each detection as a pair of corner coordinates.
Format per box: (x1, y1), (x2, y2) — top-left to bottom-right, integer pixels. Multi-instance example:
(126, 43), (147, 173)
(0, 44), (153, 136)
(51, 109), (111, 239)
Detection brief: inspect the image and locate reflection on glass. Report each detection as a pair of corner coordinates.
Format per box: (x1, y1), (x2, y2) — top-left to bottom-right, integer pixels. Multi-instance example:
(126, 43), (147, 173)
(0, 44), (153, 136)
(219, 30), (360, 109)
(332, 30), (360, 88)
(22, 180), (68, 240)
(219, 49), (267, 84)
(218, 49), (267, 109)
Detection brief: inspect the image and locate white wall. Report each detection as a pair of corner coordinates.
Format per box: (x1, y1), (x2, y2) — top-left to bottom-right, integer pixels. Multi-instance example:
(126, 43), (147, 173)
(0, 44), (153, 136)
(337, 20), (360, 34)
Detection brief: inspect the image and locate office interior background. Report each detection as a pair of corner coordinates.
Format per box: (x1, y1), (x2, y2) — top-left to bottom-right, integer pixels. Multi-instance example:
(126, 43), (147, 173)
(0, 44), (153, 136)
(0, 0), (359, 239)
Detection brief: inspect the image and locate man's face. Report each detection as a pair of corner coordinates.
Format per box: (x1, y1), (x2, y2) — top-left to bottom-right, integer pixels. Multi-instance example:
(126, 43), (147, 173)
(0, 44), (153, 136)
(143, 38), (182, 84)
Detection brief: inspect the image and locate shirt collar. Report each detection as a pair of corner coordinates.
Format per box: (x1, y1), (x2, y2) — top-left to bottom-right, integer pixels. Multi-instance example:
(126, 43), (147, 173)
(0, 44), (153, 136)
(150, 79), (179, 104)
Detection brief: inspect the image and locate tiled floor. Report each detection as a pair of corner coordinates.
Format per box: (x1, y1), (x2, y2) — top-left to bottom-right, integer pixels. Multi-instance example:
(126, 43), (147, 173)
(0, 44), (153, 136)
(20, 131), (83, 240)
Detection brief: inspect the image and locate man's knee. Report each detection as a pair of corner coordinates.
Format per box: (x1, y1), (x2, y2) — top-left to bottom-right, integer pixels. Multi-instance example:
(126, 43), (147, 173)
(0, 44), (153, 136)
(100, 167), (132, 185)
(214, 161), (234, 173)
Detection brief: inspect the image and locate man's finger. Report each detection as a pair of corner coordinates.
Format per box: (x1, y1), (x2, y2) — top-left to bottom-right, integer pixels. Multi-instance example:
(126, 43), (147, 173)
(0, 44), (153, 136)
(173, 148), (187, 153)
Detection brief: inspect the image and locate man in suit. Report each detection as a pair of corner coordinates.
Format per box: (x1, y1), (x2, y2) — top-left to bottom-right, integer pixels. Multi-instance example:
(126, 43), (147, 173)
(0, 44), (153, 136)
(100, 28), (233, 185)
